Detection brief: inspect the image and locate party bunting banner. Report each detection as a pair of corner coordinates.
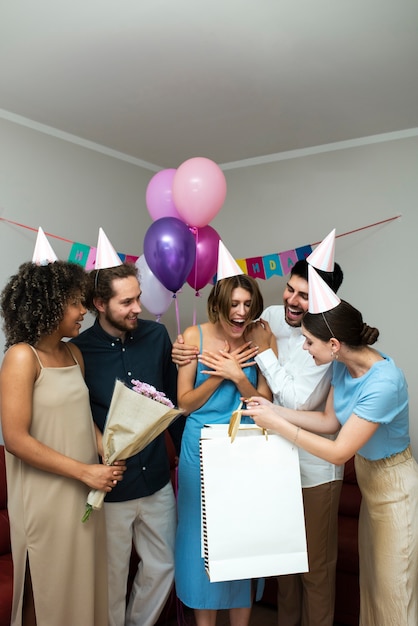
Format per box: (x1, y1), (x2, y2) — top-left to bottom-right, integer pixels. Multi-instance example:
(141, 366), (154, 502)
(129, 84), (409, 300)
(238, 245), (314, 279)
(68, 242), (311, 278)
(0, 215), (401, 281)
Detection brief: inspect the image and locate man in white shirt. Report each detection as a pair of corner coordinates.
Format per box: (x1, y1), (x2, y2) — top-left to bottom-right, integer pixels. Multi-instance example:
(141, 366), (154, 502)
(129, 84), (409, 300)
(246, 259), (344, 626)
(172, 258), (344, 626)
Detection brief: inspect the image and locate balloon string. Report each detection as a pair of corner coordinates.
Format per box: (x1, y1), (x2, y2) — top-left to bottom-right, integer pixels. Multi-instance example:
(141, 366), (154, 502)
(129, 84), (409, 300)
(192, 291), (203, 326)
(191, 228), (199, 292)
(174, 294), (181, 336)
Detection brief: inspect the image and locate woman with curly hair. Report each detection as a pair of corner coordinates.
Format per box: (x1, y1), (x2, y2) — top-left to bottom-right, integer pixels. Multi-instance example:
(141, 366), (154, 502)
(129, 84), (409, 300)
(243, 299), (418, 626)
(0, 260), (126, 626)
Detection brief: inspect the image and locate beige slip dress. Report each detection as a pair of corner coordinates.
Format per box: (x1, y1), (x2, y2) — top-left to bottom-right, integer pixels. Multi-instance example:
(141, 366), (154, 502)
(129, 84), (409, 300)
(5, 344), (108, 626)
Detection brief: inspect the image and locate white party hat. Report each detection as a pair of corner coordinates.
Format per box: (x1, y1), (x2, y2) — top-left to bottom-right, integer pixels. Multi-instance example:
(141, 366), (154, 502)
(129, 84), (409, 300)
(306, 229), (335, 272)
(217, 240), (244, 280)
(95, 227), (122, 269)
(32, 227), (58, 265)
(308, 264), (341, 313)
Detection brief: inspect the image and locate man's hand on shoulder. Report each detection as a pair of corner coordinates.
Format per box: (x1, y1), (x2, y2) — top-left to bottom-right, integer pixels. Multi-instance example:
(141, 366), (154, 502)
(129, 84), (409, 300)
(172, 334), (199, 366)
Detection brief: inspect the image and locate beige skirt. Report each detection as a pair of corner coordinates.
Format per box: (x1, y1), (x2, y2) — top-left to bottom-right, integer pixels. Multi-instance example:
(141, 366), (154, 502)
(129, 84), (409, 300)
(355, 447), (418, 626)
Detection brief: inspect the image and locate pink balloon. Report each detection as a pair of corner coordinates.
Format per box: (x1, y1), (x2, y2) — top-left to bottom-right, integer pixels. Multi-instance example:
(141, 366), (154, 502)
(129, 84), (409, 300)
(145, 169), (183, 221)
(187, 225), (221, 292)
(172, 157), (227, 228)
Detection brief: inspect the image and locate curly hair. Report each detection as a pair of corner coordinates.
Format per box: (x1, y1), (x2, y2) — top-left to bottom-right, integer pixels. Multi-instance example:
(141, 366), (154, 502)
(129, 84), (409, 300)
(0, 261), (88, 349)
(207, 275), (264, 325)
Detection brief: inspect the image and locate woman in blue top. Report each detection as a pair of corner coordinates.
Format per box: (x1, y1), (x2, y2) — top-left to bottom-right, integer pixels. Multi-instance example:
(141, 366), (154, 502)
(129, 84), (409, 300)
(175, 274), (272, 626)
(242, 300), (418, 626)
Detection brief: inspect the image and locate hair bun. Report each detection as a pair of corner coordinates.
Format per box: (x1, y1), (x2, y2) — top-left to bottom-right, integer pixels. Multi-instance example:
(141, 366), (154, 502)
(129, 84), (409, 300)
(360, 323), (380, 345)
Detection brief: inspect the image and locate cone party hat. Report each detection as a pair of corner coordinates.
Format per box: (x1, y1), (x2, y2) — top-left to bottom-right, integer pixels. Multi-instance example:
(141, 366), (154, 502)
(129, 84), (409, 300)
(308, 264), (341, 314)
(217, 240), (244, 280)
(32, 227), (58, 265)
(306, 229), (335, 272)
(95, 227), (123, 269)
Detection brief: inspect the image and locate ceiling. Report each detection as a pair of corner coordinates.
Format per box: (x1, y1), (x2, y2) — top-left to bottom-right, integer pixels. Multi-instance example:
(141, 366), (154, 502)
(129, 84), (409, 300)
(1, 0), (418, 171)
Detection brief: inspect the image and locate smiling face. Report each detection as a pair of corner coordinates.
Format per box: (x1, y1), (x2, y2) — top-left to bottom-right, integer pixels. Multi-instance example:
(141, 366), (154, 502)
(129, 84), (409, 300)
(218, 287), (253, 339)
(207, 275), (264, 329)
(95, 275), (142, 337)
(283, 274), (309, 327)
(58, 292), (87, 339)
(302, 326), (334, 366)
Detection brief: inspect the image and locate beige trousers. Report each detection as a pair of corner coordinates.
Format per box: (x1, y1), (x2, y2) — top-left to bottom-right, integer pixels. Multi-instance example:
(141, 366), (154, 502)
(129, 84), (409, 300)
(355, 447), (418, 626)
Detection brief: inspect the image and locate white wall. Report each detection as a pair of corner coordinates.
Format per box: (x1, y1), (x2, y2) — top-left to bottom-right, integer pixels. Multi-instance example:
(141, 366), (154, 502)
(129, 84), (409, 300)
(1, 117), (417, 452)
(214, 137), (418, 453)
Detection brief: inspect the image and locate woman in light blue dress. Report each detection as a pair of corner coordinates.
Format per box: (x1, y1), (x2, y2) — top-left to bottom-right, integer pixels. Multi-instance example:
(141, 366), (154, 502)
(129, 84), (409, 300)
(175, 275), (272, 626)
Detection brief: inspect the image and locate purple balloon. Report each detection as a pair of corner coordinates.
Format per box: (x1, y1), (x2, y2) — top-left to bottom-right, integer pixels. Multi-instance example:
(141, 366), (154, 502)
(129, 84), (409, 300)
(143, 217), (196, 293)
(145, 169), (183, 222)
(187, 225), (221, 291)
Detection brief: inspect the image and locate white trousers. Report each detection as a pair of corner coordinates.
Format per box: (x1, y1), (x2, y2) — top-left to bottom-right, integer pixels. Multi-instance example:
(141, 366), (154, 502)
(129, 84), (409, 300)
(104, 482), (176, 626)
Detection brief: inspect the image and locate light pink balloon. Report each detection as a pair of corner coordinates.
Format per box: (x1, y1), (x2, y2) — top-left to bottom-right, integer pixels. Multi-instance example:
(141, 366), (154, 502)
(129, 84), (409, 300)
(172, 157), (227, 228)
(145, 169), (183, 221)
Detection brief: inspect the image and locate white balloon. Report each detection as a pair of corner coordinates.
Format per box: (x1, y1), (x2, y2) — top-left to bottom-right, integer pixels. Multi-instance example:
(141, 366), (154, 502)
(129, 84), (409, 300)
(135, 255), (173, 318)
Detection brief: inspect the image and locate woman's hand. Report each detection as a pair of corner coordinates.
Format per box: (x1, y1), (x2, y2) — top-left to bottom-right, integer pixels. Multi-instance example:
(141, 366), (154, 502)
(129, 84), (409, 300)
(227, 341), (259, 366)
(172, 334), (258, 368)
(241, 396), (282, 431)
(198, 341), (259, 376)
(82, 460), (127, 492)
(198, 349), (246, 384)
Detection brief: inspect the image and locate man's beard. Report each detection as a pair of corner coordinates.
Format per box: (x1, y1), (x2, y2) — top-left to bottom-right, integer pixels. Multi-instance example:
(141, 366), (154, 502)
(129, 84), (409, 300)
(284, 306), (304, 328)
(104, 310), (138, 333)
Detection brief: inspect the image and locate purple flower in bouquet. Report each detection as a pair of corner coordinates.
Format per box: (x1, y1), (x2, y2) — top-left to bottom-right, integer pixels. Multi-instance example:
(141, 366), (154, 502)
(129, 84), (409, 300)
(131, 380), (174, 408)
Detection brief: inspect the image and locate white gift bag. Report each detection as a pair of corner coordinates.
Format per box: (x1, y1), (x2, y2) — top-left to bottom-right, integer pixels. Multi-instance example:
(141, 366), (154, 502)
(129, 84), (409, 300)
(200, 424), (308, 582)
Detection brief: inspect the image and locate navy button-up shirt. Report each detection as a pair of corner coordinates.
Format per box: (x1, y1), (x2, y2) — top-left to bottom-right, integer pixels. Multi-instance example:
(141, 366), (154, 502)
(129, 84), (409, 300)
(72, 318), (183, 502)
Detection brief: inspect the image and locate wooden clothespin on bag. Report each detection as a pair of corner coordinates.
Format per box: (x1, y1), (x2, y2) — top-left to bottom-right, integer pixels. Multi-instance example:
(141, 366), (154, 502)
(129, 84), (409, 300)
(228, 402), (242, 443)
(228, 401), (268, 443)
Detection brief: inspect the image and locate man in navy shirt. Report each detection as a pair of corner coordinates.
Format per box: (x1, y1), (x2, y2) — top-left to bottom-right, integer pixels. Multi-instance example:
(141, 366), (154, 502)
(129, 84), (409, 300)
(73, 261), (183, 626)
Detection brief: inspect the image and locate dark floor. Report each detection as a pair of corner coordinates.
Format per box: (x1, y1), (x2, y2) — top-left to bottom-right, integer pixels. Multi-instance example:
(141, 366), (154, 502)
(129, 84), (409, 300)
(160, 602), (347, 625)
(161, 601), (277, 625)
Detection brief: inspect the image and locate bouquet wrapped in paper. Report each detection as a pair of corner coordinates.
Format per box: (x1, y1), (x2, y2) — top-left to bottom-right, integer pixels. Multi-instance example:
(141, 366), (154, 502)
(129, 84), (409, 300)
(82, 379), (183, 522)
